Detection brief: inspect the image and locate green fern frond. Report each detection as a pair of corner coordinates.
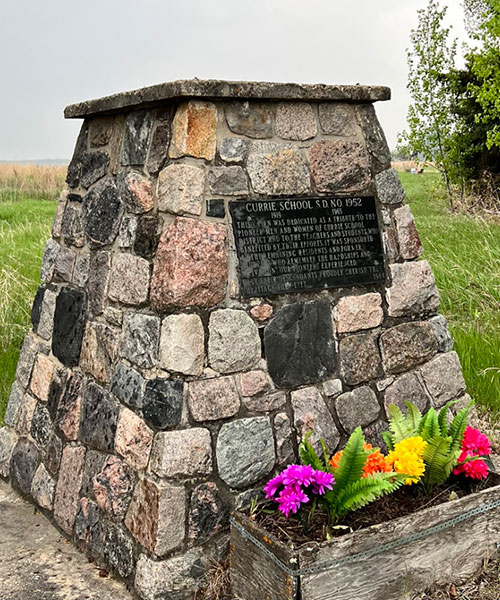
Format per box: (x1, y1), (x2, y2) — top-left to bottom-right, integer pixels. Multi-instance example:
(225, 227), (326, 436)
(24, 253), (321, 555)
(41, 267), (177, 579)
(449, 400), (474, 454)
(422, 435), (456, 492)
(320, 439), (332, 472)
(298, 432), (325, 471)
(437, 399), (461, 437)
(405, 401), (422, 432)
(333, 473), (406, 520)
(388, 404), (409, 442)
(382, 431), (395, 452)
(420, 408), (440, 441)
(334, 427), (367, 491)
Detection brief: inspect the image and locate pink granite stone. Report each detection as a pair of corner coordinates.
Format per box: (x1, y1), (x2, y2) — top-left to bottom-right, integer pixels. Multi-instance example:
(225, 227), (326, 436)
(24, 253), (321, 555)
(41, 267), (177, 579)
(151, 217), (228, 310)
(93, 455), (134, 518)
(334, 293), (384, 334)
(239, 370), (272, 397)
(310, 139), (371, 193)
(250, 304), (273, 321)
(54, 445), (86, 534)
(187, 376), (240, 422)
(393, 205), (423, 259)
(30, 354), (55, 402)
(115, 408), (154, 470)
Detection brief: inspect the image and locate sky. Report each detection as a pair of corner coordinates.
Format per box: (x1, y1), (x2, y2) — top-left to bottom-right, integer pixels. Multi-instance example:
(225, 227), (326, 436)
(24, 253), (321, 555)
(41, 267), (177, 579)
(0, 0), (468, 161)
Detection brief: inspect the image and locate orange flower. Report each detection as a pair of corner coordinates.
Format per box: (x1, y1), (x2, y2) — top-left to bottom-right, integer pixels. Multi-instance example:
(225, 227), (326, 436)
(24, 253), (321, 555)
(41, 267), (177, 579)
(329, 450), (343, 469)
(362, 448), (392, 477)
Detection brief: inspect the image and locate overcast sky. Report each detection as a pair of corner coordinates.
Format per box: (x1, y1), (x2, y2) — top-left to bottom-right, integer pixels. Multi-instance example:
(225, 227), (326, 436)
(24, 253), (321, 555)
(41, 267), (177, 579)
(0, 0), (467, 161)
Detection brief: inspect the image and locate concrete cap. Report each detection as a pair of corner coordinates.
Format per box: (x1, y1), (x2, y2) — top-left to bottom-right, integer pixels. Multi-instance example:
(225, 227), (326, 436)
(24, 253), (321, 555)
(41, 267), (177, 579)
(64, 79), (391, 119)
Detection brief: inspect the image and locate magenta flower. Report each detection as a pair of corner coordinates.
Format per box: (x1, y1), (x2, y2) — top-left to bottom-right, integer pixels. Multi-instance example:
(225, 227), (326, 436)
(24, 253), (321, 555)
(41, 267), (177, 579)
(282, 464), (315, 487)
(277, 487), (309, 518)
(311, 470), (335, 495)
(264, 474), (284, 499)
(462, 426), (491, 456)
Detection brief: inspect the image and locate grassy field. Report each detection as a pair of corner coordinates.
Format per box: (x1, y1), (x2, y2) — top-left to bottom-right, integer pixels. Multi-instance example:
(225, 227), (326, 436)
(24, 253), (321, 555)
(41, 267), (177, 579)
(0, 164), (66, 202)
(0, 170), (498, 423)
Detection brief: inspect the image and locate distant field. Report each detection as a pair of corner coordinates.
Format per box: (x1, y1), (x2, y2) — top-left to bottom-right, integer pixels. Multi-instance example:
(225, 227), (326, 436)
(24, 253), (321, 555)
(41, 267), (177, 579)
(0, 169), (499, 423)
(0, 163), (66, 202)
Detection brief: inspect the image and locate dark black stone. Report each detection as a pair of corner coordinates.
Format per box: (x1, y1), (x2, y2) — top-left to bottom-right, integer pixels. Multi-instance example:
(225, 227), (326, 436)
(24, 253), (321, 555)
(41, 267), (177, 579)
(88, 251), (111, 315)
(79, 151), (110, 189)
(80, 381), (119, 452)
(264, 301), (336, 388)
(31, 286), (46, 329)
(43, 434), (62, 476)
(189, 483), (229, 545)
(121, 110), (154, 166)
(52, 287), (87, 367)
(110, 363), (144, 410)
(143, 378), (183, 429)
(229, 197), (385, 297)
(47, 369), (68, 419)
(30, 403), (53, 448)
(75, 498), (102, 557)
(134, 215), (158, 258)
(147, 108), (173, 173)
(61, 203), (85, 247)
(67, 193), (82, 203)
(66, 122), (89, 188)
(102, 523), (135, 578)
(82, 178), (122, 247)
(206, 199), (226, 218)
(10, 438), (41, 496)
(81, 449), (107, 499)
(55, 373), (83, 438)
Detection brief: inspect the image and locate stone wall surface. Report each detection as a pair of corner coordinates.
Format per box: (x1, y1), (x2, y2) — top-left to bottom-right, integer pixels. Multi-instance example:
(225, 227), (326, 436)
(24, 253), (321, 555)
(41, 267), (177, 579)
(0, 82), (467, 600)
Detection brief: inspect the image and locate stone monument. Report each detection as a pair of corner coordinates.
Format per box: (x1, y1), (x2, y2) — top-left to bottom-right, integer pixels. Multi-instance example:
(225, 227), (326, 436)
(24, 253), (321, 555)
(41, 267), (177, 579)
(0, 79), (467, 599)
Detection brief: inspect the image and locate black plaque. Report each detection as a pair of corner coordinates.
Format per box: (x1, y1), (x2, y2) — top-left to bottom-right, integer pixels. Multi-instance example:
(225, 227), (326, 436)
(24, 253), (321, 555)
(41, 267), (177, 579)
(230, 196), (385, 297)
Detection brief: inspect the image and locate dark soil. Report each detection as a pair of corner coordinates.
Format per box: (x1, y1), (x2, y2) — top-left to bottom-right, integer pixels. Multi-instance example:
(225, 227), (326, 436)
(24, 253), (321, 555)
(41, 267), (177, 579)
(252, 475), (497, 546)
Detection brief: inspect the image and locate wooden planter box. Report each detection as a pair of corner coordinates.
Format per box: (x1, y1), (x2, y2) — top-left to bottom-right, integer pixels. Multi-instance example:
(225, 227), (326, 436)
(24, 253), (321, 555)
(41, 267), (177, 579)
(230, 475), (500, 600)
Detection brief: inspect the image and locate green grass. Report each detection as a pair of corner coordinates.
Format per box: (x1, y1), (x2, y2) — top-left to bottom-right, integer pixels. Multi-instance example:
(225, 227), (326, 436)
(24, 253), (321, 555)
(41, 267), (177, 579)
(0, 199), (57, 421)
(400, 172), (500, 416)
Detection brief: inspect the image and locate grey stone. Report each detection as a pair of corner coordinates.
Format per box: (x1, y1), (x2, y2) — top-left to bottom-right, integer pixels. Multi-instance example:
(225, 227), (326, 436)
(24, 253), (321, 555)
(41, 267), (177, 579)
(120, 312), (160, 369)
(43, 433), (62, 477)
(10, 438), (40, 495)
(5, 383), (23, 428)
(37, 288), (57, 341)
(73, 253), (91, 288)
(65, 122), (88, 187)
(108, 252), (150, 306)
(121, 110), (154, 166)
(15, 393), (38, 436)
(318, 103), (357, 136)
(53, 247), (76, 283)
(60, 203), (85, 247)
(31, 286), (45, 331)
(30, 403), (53, 448)
(80, 322), (119, 384)
(208, 309), (261, 374)
(225, 102), (273, 138)
(247, 141), (310, 195)
(383, 372), (431, 415)
(207, 166), (248, 196)
(102, 523), (135, 578)
(147, 114), (172, 174)
(88, 251), (111, 315)
(264, 301), (336, 389)
(217, 417), (275, 488)
(52, 287), (87, 367)
(80, 381), (119, 453)
(118, 215), (137, 248)
(356, 104), (391, 172)
(40, 239), (60, 283)
(335, 386), (380, 433)
(81, 449), (107, 499)
(0, 428), (17, 478)
(89, 116), (113, 147)
(15, 333), (45, 389)
(375, 168), (405, 205)
(291, 386), (340, 452)
(428, 315), (453, 353)
(380, 322), (438, 375)
(219, 137), (248, 162)
(79, 151), (110, 189)
(143, 378), (184, 429)
(157, 164), (205, 216)
(310, 139), (371, 193)
(419, 351), (466, 407)
(188, 482), (229, 545)
(135, 550), (208, 600)
(110, 363), (145, 410)
(386, 261), (440, 318)
(188, 376), (240, 422)
(104, 306), (123, 327)
(31, 463), (56, 510)
(159, 313), (205, 376)
(339, 332), (384, 385)
(75, 497), (102, 557)
(150, 428), (212, 478)
(82, 177), (122, 247)
(273, 412), (295, 467)
(322, 378), (343, 398)
(275, 102), (317, 140)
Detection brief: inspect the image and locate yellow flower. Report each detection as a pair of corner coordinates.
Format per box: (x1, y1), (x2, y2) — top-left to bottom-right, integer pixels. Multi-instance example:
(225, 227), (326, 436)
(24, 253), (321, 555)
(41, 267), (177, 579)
(386, 436), (427, 485)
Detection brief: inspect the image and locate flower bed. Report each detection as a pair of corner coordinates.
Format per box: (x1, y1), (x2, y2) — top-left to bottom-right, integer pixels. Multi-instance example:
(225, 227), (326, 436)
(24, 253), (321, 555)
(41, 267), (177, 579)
(230, 401), (499, 600)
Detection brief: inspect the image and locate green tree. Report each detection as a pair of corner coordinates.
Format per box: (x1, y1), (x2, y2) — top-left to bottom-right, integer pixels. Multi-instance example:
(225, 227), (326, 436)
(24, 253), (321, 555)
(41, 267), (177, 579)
(401, 0), (457, 207)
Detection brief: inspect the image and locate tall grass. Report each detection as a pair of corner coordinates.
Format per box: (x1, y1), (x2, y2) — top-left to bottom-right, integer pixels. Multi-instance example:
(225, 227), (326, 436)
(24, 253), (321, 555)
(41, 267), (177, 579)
(401, 172), (500, 415)
(0, 164), (67, 202)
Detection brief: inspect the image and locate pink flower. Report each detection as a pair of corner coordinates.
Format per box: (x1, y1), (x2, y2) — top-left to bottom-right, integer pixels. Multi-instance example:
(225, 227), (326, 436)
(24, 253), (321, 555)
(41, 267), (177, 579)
(311, 470), (335, 495)
(462, 426), (491, 456)
(282, 464), (315, 487)
(264, 474), (284, 499)
(277, 487), (309, 518)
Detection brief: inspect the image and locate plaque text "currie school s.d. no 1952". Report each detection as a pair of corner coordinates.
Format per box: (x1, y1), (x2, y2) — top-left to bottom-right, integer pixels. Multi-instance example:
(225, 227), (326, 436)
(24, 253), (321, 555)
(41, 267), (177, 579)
(229, 196), (385, 298)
